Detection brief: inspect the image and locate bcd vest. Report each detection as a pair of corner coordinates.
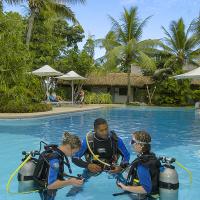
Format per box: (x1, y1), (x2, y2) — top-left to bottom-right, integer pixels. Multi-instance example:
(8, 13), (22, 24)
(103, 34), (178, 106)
(85, 131), (119, 165)
(126, 152), (161, 195)
(33, 145), (71, 188)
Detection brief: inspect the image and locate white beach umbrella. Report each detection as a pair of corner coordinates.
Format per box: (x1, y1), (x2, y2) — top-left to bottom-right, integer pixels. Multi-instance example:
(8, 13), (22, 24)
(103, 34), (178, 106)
(174, 66), (200, 80)
(31, 65), (63, 77)
(174, 66), (200, 109)
(31, 65), (63, 101)
(56, 71), (86, 104)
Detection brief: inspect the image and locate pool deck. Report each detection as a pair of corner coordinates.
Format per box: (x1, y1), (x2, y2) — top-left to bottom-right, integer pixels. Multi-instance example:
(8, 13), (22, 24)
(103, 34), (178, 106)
(0, 104), (122, 119)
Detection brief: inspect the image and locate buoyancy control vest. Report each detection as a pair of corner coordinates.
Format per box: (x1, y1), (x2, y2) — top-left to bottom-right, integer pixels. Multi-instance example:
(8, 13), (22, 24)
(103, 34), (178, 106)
(126, 152), (161, 195)
(85, 131), (119, 166)
(33, 145), (72, 188)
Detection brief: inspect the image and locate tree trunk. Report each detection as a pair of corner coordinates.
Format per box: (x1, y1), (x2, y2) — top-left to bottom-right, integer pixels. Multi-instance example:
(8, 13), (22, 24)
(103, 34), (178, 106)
(26, 9), (37, 48)
(126, 67), (131, 104)
(0, 1), (3, 13)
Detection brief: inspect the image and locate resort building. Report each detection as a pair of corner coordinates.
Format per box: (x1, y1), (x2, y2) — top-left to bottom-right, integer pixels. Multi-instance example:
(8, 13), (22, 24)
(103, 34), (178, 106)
(84, 73), (153, 103)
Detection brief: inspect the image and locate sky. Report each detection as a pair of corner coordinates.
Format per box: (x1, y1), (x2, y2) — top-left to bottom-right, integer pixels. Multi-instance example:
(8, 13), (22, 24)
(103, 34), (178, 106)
(4, 0), (200, 58)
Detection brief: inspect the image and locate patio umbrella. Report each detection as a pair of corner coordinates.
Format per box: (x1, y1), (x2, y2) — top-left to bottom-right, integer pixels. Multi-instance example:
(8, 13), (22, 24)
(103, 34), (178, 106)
(173, 66), (200, 80)
(31, 65), (63, 100)
(173, 66), (200, 109)
(31, 65), (63, 77)
(56, 71), (86, 104)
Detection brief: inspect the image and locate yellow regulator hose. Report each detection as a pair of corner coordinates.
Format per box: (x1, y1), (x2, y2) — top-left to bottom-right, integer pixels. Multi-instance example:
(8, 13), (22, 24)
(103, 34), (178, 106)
(86, 132), (111, 167)
(6, 154), (39, 195)
(175, 161), (193, 185)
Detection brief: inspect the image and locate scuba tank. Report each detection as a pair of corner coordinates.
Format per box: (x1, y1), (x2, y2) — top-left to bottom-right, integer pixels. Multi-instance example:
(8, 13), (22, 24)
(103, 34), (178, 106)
(7, 141), (82, 195)
(17, 151), (40, 193)
(159, 156), (179, 200)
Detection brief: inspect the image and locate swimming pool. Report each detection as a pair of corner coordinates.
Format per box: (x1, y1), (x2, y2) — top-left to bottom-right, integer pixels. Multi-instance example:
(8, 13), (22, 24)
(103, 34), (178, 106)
(0, 107), (200, 200)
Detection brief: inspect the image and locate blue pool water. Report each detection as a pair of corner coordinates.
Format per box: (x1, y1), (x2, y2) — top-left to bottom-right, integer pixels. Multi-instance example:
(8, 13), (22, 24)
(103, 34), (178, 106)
(0, 107), (200, 200)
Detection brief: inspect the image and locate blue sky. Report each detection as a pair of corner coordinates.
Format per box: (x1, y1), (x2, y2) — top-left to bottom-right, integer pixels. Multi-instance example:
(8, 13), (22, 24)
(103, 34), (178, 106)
(4, 0), (200, 58)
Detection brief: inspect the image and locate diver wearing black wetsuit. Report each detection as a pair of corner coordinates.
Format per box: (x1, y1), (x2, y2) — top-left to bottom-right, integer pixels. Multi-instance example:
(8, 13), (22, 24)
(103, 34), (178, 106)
(67, 118), (130, 197)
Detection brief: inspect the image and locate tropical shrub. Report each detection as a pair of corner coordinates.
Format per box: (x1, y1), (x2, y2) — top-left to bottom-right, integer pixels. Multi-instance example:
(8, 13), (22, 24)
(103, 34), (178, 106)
(0, 101), (52, 113)
(193, 90), (200, 102)
(153, 78), (193, 106)
(85, 92), (112, 104)
(55, 86), (72, 100)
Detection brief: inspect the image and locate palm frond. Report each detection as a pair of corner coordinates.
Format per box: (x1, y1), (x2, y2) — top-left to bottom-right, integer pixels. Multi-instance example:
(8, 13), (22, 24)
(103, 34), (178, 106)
(54, 0), (86, 5)
(109, 15), (127, 44)
(137, 51), (156, 71)
(162, 26), (177, 51)
(4, 0), (24, 4)
(134, 15), (152, 41)
(47, 2), (77, 22)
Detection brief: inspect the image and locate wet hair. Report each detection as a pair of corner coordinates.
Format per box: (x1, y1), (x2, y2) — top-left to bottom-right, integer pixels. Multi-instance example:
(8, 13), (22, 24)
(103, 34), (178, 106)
(62, 132), (81, 149)
(94, 118), (108, 130)
(133, 130), (151, 153)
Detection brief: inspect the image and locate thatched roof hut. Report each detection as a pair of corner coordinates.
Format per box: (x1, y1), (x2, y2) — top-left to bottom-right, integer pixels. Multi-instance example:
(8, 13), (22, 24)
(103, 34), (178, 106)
(84, 73), (153, 87)
(191, 80), (200, 85)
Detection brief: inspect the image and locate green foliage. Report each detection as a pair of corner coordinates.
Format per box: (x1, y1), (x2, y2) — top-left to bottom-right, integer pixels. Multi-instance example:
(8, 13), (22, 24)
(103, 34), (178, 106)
(30, 13), (84, 67)
(0, 12), (31, 86)
(192, 90), (200, 102)
(55, 48), (95, 76)
(0, 12), (49, 112)
(55, 86), (71, 100)
(0, 75), (50, 112)
(0, 102), (52, 113)
(158, 18), (200, 70)
(153, 78), (193, 106)
(85, 92), (112, 104)
(102, 7), (159, 74)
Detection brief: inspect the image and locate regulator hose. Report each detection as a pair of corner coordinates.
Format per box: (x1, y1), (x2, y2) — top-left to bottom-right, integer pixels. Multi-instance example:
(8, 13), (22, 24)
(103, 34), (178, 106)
(86, 132), (111, 167)
(6, 154), (40, 195)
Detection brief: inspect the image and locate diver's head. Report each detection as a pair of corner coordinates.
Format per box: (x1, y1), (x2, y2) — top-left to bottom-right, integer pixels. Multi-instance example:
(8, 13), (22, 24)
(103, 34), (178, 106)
(60, 132), (81, 156)
(94, 118), (109, 139)
(132, 131), (151, 154)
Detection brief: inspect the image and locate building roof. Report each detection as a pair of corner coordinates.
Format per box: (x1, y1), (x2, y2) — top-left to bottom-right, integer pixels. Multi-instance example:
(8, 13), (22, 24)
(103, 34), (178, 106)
(191, 80), (200, 85)
(84, 73), (153, 87)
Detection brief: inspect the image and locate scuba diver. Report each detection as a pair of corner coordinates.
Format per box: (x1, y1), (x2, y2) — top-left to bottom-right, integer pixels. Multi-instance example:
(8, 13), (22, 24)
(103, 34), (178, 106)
(67, 118), (130, 196)
(116, 130), (161, 199)
(9, 132), (84, 200)
(37, 132), (84, 200)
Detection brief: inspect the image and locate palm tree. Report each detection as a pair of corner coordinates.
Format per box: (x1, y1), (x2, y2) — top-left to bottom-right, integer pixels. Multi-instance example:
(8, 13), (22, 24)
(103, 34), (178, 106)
(159, 18), (200, 71)
(192, 14), (200, 38)
(4, 0), (86, 48)
(102, 7), (159, 104)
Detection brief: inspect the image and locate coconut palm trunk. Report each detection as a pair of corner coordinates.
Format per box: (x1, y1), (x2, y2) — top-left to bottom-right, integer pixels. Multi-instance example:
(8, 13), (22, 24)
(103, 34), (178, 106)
(0, 2), (2, 12)
(126, 66), (132, 104)
(26, 8), (37, 48)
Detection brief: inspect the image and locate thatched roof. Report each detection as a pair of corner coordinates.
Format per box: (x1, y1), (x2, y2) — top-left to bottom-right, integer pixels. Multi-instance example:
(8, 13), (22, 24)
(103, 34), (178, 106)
(84, 73), (153, 87)
(191, 80), (200, 85)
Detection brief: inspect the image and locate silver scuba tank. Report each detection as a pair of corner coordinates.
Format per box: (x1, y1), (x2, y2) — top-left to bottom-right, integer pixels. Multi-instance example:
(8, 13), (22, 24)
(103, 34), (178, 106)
(18, 151), (38, 192)
(159, 157), (179, 200)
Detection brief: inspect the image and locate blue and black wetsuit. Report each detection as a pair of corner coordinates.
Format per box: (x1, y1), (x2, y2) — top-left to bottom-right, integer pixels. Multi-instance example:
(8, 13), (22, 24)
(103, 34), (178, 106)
(72, 131), (130, 170)
(39, 149), (66, 200)
(125, 153), (161, 198)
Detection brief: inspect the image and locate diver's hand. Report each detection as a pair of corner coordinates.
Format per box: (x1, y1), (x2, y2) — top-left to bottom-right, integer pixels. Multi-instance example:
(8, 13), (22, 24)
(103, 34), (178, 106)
(117, 182), (127, 190)
(87, 164), (102, 173)
(109, 166), (122, 174)
(68, 178), (84, 186)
